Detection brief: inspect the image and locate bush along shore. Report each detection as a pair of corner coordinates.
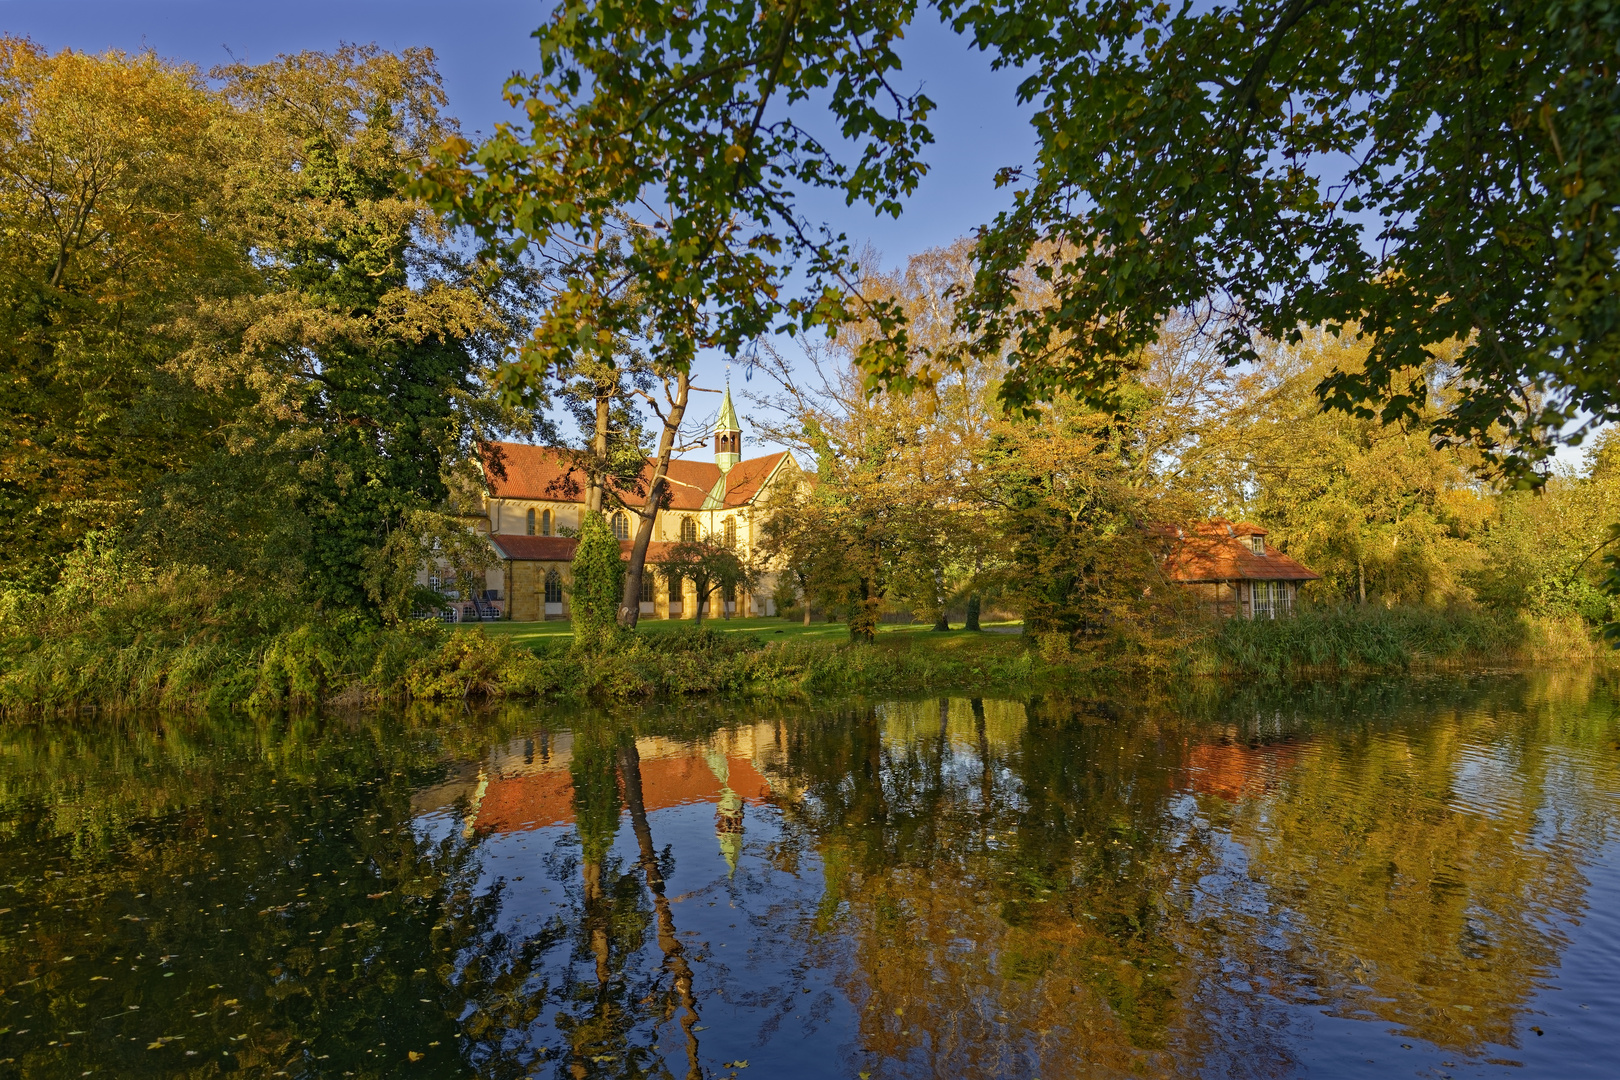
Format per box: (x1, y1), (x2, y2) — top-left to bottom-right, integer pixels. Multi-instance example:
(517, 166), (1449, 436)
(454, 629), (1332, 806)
(0, 575), (1612, 715)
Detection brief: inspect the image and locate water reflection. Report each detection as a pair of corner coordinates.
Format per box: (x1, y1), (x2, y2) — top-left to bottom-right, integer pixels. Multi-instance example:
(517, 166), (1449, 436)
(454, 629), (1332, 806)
(0, 673), (1616, 1078)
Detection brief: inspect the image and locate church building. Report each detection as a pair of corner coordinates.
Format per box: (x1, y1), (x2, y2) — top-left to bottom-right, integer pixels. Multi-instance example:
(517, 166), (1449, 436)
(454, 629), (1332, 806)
(471, 387), (802, 622)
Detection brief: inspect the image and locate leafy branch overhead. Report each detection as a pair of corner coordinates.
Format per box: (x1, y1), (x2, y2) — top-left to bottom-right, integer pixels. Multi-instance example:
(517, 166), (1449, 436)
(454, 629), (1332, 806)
(412, 0), (936, 382)
(426, 0), (1618, 487)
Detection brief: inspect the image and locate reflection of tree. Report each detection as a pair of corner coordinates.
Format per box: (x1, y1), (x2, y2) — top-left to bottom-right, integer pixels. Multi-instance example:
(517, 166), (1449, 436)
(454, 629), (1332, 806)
(0, 708), (517, 1079)
(7, 677), (1613, 1079)
(1197, 675), (1620, 1055)
(772, 697), (1208, 1078)
(618, 740), (702, 1080)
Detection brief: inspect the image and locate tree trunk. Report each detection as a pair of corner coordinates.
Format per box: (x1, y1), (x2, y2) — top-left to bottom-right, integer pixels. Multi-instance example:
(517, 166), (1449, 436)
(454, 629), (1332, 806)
(585, 389), (611, 514)
(966, 594), (981, 631)
(803, 605), (811, 626)
(618, 371), (691, 629)
(849, 577), (880, 643)
(1357, 559), (1366, 606)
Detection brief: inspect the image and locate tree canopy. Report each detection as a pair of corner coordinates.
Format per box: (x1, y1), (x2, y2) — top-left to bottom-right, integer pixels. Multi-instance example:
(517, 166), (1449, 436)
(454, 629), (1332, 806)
(431, 0), (1618, 481)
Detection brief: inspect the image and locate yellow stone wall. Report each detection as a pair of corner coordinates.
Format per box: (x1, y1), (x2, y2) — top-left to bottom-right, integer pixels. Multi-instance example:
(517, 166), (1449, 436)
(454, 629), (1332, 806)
(488, 454), (804, 621)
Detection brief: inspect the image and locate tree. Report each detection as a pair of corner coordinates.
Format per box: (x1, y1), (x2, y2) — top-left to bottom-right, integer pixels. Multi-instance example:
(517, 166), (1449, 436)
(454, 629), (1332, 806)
(212, 46), (520, 620)
(652, 536), (754, 626)
(569, 510), (627, 646)
(750, 244), (994, 641)
(616, 366), (704, 631)
(0, 39), (248, 584)
(757, 481), (844, 626)
(1185, 329), (1493, 608)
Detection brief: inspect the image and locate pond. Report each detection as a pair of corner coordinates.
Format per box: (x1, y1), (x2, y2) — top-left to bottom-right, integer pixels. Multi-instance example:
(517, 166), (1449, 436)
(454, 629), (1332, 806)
(1, 670), (1617, 1079)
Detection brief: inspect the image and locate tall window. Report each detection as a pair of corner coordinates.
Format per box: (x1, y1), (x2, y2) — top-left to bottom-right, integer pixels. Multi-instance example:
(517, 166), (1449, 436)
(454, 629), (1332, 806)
(540, 509), (552, 536)
(1252, 581), (1276, 619)
(668, 573), (683, 602)
(722, 582), (736, 603)
(526, 509), (536, 535)
(680, 516), (697, 542)
(723, 517), (736, 547)
(544, 570), (563, 604)
(640, 575), (656, 603)
(612, 511), (630, 540)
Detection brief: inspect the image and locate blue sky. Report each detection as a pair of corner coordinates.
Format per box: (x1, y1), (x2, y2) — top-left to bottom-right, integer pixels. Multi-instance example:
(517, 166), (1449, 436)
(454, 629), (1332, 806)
(3, 2), (1036, 446)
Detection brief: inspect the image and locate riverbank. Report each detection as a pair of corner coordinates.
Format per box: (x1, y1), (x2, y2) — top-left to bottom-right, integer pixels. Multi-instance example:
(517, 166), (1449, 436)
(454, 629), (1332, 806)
(0, 599), (1610, 714)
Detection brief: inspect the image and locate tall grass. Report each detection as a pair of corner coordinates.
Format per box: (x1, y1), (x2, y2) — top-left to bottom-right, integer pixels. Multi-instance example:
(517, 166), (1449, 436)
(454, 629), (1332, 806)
(1208, 605), (1532, 678)
(3, 547), (1610, 714)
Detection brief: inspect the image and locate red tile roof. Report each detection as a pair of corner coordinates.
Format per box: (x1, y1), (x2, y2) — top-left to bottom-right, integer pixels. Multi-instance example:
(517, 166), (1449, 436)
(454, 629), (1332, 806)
(1159, 519), (1320, 583)
(487, 535), (684, 563)
(717, 452), (789, 505)
(481, 443), (791, 511)
(489, 535), (578, 561)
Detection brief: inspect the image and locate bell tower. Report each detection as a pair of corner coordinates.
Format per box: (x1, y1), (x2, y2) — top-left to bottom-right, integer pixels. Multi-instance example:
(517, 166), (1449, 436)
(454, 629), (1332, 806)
(714, 383), (742, 473)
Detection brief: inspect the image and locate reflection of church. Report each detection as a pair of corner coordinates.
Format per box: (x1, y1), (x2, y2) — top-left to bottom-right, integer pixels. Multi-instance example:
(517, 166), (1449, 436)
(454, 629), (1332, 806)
(466, 386), (804, 621)
(427, 724), (788, 874)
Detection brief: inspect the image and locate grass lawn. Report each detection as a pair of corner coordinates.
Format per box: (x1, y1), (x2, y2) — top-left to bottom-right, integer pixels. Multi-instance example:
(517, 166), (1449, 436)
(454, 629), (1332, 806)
(467, 615), (1023, 652)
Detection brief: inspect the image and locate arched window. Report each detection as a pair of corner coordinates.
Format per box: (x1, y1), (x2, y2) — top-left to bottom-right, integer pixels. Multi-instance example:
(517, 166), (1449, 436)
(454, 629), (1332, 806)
(723, 517), (737, 547)
(540, 509), (552, 536)
(640, 575), (656, 603)
(679, 516), (697, 543)
(611, 511), (630, 541)
(526, 508), (536, 535)
(544, 570), (563, 604)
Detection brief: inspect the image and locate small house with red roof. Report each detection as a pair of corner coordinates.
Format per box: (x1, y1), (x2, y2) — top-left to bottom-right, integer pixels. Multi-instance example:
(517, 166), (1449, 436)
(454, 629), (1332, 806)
(1159, 519), (1319, 619)
(471, 386), (803, 621)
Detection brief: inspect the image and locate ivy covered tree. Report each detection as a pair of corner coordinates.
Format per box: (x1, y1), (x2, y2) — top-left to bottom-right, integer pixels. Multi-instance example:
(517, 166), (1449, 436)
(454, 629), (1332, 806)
(217, 47), (515, 619)
(569, 510), (628, 646)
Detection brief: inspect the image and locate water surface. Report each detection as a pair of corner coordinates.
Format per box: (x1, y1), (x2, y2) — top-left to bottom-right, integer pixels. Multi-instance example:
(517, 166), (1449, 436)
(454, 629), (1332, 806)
(1, 671), (1617, 1078)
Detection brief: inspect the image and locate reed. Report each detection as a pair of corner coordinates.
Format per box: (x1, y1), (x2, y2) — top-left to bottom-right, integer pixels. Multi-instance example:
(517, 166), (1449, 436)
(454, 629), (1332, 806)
(1206, 605), (1553, 678)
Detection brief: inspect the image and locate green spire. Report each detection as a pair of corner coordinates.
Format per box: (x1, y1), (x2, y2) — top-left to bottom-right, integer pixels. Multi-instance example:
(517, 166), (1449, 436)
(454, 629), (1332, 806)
(715, 383), (741, 434)
(714, 382), (742, 473)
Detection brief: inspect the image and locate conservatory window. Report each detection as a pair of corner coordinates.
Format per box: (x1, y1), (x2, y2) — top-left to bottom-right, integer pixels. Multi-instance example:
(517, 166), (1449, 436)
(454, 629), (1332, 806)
(1252, 581), (1276, 619)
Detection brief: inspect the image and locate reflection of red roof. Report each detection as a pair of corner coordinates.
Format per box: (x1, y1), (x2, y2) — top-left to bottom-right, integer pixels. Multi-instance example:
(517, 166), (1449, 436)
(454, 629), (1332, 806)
(488, 536), (682, 564)
(1186, 741), (1304, 802)
(1158, 519), (1319, 583)
(481, 443), (790, 511)
(474, 755), (772, 834)
(478, 770), (575, 831)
